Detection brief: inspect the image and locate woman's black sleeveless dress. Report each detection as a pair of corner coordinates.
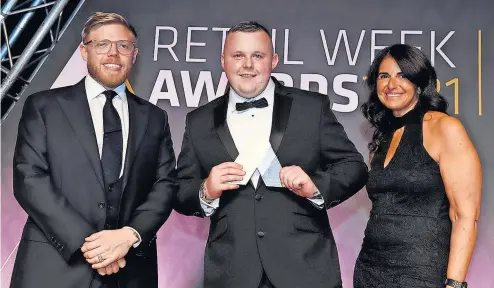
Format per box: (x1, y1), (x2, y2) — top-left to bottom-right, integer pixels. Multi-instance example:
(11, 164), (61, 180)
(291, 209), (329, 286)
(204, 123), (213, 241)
(354, 107), (451, 287)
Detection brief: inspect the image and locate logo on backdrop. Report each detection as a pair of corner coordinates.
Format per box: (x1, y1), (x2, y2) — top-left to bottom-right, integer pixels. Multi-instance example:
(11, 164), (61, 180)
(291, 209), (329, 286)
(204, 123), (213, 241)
(149, 27), (484, 115)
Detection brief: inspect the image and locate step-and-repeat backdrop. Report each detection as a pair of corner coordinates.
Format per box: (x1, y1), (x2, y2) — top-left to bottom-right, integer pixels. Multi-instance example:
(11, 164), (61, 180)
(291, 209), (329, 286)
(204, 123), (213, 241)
(2, 0), (493, 287)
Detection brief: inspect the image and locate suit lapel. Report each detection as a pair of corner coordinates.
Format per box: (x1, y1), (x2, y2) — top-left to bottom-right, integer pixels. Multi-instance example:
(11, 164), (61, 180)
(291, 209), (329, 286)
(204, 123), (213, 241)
(254, 79), (293, 190)
(57, 79), (105, 191)
(214, 95), (239, 161)
(269, 78), (292, 153)
(121, 92), (149, 192)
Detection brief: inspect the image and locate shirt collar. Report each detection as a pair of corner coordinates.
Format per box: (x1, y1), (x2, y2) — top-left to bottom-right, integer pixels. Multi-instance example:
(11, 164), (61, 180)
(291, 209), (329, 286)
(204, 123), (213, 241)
(228, 78), (275, 113)
(85, 74), (127, 102)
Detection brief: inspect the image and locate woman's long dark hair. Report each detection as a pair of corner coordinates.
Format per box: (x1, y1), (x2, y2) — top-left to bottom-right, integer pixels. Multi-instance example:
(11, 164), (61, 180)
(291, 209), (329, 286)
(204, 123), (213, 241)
(362, 44), (448, 152)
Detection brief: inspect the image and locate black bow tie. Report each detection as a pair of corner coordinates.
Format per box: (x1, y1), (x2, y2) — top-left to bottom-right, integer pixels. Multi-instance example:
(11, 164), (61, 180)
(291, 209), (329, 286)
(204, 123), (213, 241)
(235, 97), (268, 112)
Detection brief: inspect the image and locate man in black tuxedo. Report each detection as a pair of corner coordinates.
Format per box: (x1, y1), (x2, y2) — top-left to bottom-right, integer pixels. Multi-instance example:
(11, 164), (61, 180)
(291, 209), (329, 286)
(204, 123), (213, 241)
(11, 12), (176, 288)
(175, 21), (368, 288)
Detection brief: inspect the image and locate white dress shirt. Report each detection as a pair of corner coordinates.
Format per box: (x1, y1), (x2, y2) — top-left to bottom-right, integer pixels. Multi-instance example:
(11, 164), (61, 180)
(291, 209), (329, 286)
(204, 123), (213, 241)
(201, 79), (324, 216)
(85, 75), (141, 247)
(85, 75), (128, 176)
(227, 79), (275, 188)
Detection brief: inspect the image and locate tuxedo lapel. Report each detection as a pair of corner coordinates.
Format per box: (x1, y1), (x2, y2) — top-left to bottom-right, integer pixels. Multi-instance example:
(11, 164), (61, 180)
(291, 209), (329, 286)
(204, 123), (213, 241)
(269, 78), (292, 153)
(121, 92), (149, 192)
(214, 95), (239, 161)
(57, 79), (105, 191)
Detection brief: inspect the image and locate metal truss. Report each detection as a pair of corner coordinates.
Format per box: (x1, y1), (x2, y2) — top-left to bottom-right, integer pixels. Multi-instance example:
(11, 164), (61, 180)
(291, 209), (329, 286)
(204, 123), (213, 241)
(1, 0), (86, 122)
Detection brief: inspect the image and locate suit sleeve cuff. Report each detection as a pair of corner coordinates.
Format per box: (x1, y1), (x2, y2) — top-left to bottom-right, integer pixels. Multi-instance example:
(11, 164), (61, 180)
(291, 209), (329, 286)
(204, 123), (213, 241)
(123, 226), (142, 248)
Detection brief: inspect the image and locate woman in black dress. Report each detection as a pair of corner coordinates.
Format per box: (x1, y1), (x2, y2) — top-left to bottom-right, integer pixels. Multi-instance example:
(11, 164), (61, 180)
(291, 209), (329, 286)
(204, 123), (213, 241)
(354, 44), (482, 288)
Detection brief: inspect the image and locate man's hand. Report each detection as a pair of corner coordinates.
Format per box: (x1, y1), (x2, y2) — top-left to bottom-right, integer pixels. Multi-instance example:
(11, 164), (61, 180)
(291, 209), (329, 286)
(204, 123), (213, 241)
(280, 166), (317, 198)
(81, 228), (138, 269)
(96, 258), (126, 276)
(204, 162), (245, 199)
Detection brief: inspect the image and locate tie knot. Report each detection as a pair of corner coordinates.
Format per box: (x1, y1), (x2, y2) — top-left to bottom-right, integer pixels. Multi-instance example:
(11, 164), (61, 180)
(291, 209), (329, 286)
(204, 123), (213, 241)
(236, 97), (268, 112)
(103, 90), (118, 100)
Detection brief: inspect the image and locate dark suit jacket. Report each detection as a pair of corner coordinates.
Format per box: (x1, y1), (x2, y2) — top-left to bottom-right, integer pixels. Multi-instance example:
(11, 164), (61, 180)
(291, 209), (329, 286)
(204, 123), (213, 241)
(175, 78), (368, 288)
(10, 79), (177, 288)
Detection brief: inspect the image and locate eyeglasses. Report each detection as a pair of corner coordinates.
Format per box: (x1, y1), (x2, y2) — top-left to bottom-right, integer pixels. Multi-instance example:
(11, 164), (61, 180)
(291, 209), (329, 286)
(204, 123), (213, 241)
(83, 39), (136, 55)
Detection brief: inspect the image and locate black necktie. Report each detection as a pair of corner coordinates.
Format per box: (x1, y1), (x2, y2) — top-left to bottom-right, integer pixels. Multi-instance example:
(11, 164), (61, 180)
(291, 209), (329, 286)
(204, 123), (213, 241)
(101, 90), (123, 184)
(235, 97), (268, 112)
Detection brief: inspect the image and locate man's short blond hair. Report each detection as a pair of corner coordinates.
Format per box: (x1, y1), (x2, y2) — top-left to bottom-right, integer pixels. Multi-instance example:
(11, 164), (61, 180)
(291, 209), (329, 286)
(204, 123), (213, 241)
(81, 12), (137, 43)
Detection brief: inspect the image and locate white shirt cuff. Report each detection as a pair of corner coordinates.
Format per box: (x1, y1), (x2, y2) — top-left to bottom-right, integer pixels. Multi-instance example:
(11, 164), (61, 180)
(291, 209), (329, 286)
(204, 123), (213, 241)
(123, 226), (142, 248)
(307, 189), (325, 210)
(199, 190), (220, 217)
